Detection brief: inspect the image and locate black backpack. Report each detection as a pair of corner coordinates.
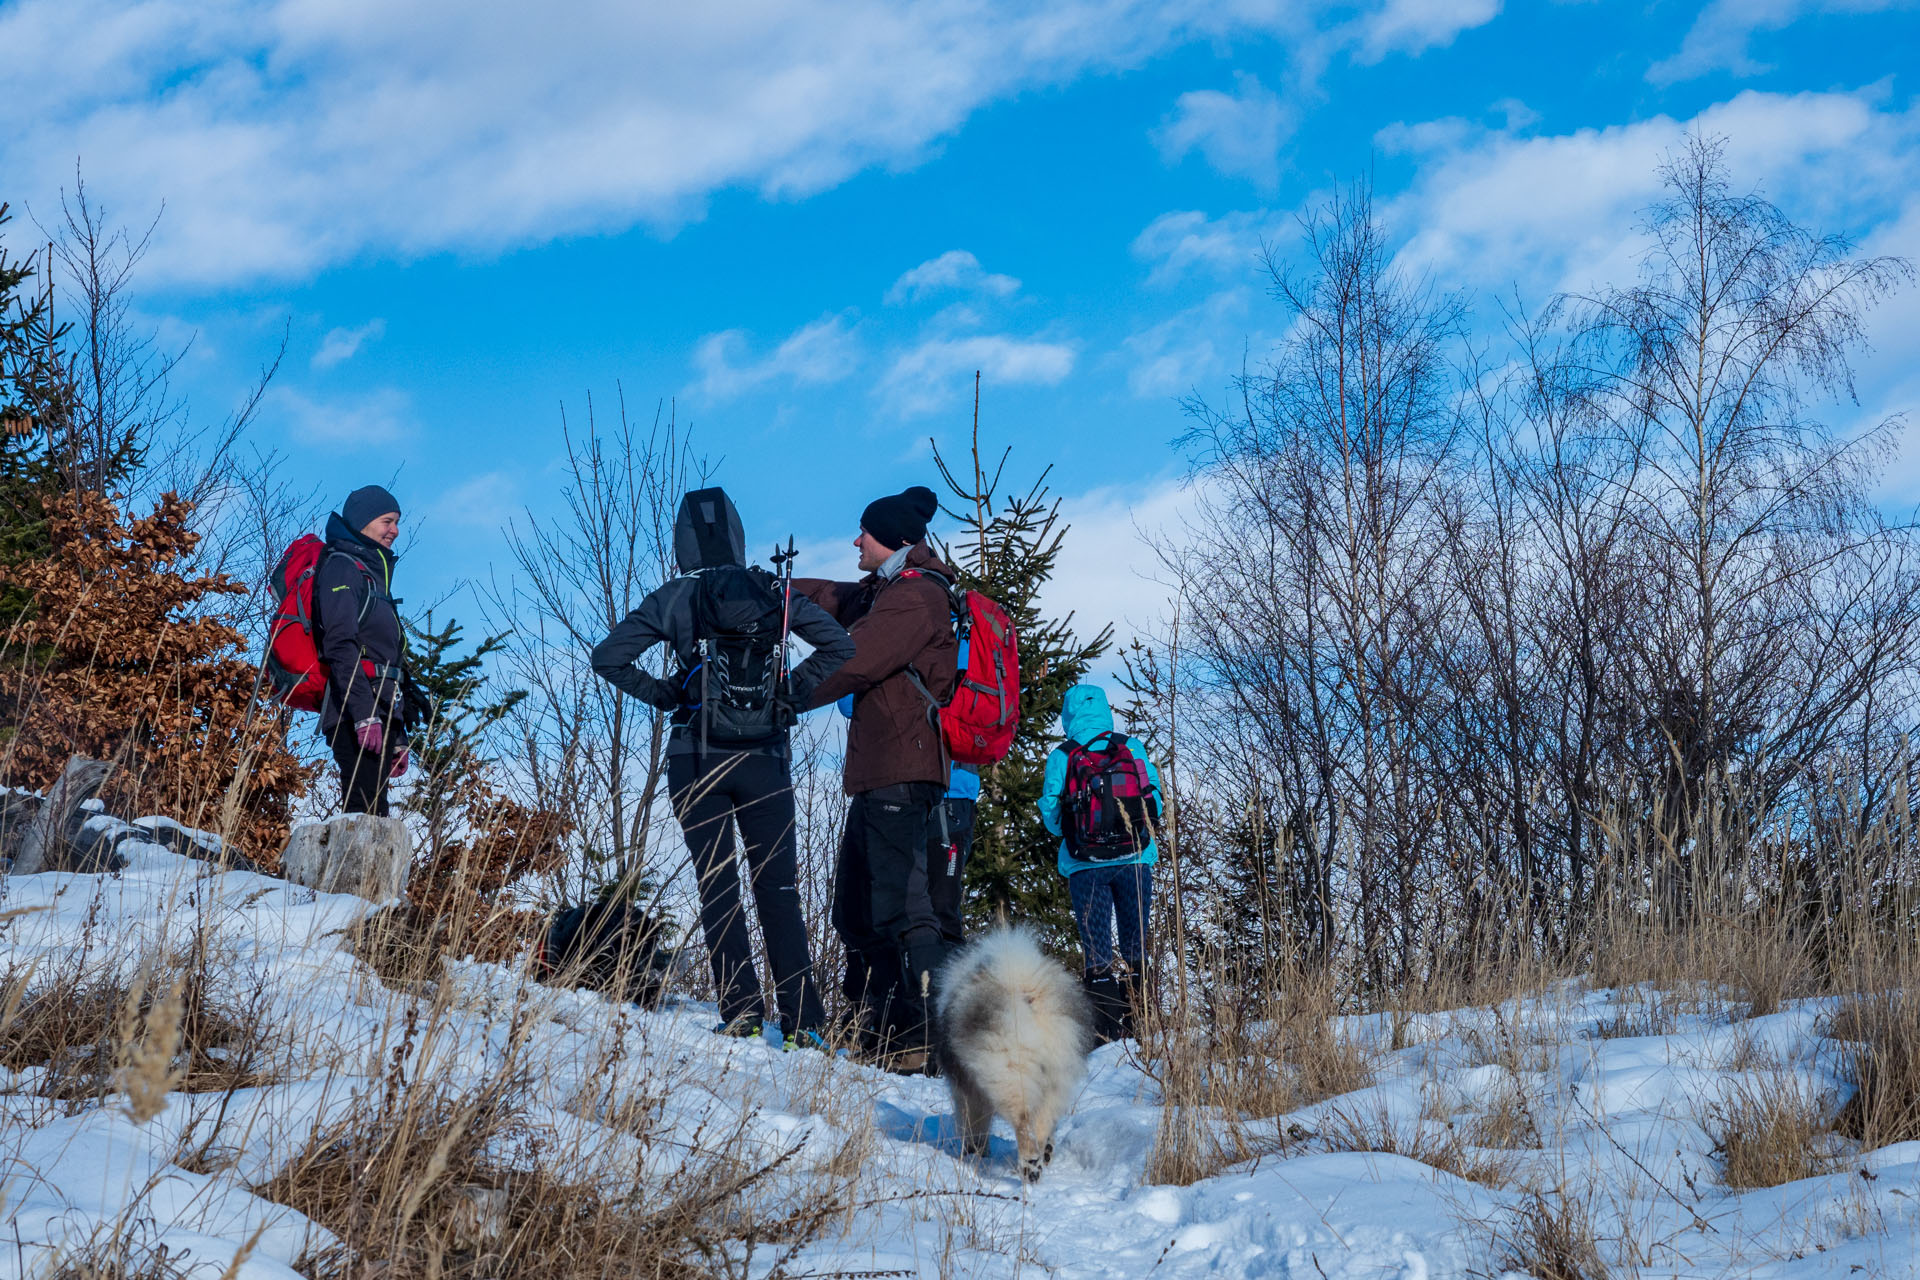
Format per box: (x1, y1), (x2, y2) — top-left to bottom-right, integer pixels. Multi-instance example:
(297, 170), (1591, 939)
(678, 565), (785, 748)
(536, 899), (672, 1007)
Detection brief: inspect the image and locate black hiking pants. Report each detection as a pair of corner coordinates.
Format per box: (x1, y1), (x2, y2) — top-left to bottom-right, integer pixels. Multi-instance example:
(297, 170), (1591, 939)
(833, 781), (947, 1054)
(927, 796), (976, 948)
(668, 751), (826, 1036)
(329, 719), (405, 817)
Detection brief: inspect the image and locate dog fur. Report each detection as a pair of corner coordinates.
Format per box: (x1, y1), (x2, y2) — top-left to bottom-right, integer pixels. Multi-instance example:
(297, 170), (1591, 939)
(934, 926), (1093, 1182)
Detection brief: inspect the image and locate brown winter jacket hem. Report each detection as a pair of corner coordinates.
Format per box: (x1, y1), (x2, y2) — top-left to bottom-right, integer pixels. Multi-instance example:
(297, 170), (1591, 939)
(796, 543), (959, 795)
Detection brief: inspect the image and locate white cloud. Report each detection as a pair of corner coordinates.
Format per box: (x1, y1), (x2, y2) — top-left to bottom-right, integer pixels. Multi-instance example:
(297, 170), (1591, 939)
(1352, 0), (1501, 62)
(1649, 0), (1913, 85)
(1153, 72), (1292, 190)
(269, 385), (415, 446)
(880, 334), (1075, 416)
(1131, 209), (1283, 286)
(1118, 288), (1252, 398)
(886, 250), (1020, 304)
(426, 470), (518, 528)
(1380, 89), (1919, 299)
(1041, 475), (1196, 669)
(312, 318), (386, 369)
(689, 311), (863, 401)
(0, 0), (1446, 288)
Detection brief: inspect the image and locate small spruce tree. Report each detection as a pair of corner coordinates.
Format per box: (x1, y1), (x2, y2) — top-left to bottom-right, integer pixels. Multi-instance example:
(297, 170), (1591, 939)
(400, 614), (526, 857)
(393, 613), (566, 962)
(0, 202), (73, 625)
(932, 379), (1111, 952)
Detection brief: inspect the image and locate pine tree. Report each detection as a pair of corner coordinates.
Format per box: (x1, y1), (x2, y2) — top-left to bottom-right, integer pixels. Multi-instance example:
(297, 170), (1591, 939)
(932, 378), (1111, 951)
(400, 613), (526, 857)
(0, 202), (72, 626)
(393, 613), (567, 961)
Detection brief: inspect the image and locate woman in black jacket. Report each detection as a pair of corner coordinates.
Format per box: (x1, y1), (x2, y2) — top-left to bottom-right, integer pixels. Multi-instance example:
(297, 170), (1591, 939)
(592, 487), (854, 1048)
(315, 485), (409, 815)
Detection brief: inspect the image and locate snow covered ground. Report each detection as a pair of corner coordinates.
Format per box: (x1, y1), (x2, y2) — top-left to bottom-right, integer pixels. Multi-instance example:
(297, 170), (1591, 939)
(3, 836), (1918, 1278)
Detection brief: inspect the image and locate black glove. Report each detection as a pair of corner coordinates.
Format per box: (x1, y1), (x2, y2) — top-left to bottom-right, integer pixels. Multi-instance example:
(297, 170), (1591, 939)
(642, 674), (681, 712)
(770, 692), (798, 731)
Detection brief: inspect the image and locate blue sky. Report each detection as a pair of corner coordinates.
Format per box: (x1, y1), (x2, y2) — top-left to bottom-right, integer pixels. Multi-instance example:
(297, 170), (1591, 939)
(6, 0), (1919, 645)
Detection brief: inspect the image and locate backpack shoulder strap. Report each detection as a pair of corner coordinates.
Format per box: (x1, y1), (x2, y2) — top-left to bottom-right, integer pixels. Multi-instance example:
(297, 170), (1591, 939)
(320, 549), (382, 625)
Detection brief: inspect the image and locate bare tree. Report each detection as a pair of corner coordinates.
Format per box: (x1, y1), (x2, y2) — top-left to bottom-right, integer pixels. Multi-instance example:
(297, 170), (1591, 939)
(1173, 180), (1465, 988)
(487, 394), (703, 899)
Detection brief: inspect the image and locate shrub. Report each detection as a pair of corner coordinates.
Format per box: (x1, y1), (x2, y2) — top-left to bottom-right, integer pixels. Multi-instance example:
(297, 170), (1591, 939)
(0, 491), (313, 859)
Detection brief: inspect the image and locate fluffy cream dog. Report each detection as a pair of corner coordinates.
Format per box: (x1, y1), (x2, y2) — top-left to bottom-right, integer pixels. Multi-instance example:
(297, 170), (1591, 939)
(934, 926), (1093, 1182)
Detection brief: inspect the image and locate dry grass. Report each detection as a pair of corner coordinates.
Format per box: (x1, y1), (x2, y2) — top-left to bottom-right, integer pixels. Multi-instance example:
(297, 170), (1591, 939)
(257, 1075), (856, 1280)
(1706, 1075), (1833, 1189)
(1489, 1187), (1612, 1280)
(1319, 1100), (1517, 1188)
(1831, 991), (1920, 1150)
(1142, 960), (1376, 1184)
(1465, 1082), (1543, 1151)
(0, 954), (279, 1108)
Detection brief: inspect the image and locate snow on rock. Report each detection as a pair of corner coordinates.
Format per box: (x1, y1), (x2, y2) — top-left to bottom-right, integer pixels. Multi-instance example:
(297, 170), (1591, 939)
(2, 834), (1919, 1277)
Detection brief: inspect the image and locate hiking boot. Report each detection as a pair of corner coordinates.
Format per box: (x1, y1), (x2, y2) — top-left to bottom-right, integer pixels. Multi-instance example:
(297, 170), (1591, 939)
(1083, 967), (1128, 1045)
(712, 1017), (765, 1040)
(783, 1028), (834, 1055)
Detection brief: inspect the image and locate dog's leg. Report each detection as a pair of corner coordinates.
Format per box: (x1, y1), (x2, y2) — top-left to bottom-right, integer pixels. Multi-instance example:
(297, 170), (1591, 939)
(1015, 1116), (1045, 1183)
(951, 1076), (993, 1159)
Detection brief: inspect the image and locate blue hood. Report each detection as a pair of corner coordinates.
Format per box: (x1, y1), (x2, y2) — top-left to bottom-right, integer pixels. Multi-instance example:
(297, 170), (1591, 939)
(1061, 684), (1115, 744)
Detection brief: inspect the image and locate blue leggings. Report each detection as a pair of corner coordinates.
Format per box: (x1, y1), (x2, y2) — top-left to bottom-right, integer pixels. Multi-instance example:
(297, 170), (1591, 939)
(1067, 863), (1151, 973)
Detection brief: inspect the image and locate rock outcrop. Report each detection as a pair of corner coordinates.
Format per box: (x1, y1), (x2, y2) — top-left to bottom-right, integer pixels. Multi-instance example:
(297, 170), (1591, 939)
(280, 815), (412, 900)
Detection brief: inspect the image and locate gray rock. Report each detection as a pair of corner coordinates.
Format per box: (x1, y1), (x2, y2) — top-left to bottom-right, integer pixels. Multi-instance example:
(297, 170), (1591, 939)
(280, 815), (412, 900)
(0, 790), (45, 865)
(128, 816), (264, 872)
(14, 758), (115, 875)
(69, 815), (136, 873)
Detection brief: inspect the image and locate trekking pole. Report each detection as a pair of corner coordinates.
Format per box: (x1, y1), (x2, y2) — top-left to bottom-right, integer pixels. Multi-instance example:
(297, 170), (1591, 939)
(770, 536), (798, 684)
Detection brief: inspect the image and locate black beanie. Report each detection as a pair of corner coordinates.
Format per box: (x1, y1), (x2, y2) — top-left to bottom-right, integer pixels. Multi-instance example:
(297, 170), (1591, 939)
(342, 485), (401, 532)
(861, 485), (939, 551)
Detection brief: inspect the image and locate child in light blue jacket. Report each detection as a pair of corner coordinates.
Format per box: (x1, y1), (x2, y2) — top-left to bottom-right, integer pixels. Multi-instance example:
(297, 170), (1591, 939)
(1038, 683), (1161, 1040)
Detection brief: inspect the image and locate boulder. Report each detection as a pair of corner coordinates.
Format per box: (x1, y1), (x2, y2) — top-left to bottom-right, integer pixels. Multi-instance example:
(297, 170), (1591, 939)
(0, 789), (45, 867)
(130, 816), (263, 872)
(68, 815), (139, 873)
(280, 815), (412, 900)
(13, 758), (117, 875)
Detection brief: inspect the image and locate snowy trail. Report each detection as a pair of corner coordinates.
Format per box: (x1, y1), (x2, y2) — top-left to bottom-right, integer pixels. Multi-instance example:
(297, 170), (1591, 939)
(3, 840), (1919, 1278)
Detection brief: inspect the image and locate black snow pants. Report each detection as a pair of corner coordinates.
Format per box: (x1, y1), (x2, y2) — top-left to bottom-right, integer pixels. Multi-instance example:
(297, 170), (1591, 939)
(832, 781), (948, 1054)
(668, 752), (826, 1035)
(927, 796), (977, 949)
(329, 718), (405, 816)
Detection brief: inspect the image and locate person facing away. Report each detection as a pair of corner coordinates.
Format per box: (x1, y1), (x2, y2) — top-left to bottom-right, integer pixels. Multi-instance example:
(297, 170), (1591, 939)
(591, 487), (853, 1050)
(795, 484), (959, 1071)
(315, 485), (411, 816)
(1038, 683), (1163, 1043)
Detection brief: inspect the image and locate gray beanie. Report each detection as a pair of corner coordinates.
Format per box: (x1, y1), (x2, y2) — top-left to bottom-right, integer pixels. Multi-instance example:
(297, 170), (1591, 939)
(342, 485), (400, 531)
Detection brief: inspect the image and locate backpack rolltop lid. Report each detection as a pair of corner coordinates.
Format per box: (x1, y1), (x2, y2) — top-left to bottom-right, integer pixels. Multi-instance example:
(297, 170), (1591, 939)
(264, 534), (386, 714)
(1063, 730), (1160, 860)
(902, 568), (1021, 767)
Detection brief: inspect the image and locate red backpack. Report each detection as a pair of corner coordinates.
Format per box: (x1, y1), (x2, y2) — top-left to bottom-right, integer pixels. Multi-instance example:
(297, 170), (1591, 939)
(264, 535), (378, 713)
(903, 570), (1021, 766)
(1062, 731), (1159, 859)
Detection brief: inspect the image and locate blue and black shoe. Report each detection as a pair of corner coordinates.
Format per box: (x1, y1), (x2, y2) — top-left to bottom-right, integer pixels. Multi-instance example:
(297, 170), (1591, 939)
(783, 1028), (834, 1054)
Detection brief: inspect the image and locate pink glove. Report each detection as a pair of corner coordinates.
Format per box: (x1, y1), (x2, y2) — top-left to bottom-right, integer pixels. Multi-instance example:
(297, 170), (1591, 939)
(354, 718), (383, 755)
(388, 747), (409, 779)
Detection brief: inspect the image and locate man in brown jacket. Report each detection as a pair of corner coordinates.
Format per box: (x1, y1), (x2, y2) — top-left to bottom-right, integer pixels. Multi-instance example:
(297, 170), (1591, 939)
(797, 485), (958, 1069)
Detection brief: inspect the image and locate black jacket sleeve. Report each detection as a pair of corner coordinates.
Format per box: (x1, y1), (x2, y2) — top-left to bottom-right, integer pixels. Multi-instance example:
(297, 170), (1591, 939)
(591, 583), (686, 708)
(785, 594), (855, 707)
(315, 555), (374, 726)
